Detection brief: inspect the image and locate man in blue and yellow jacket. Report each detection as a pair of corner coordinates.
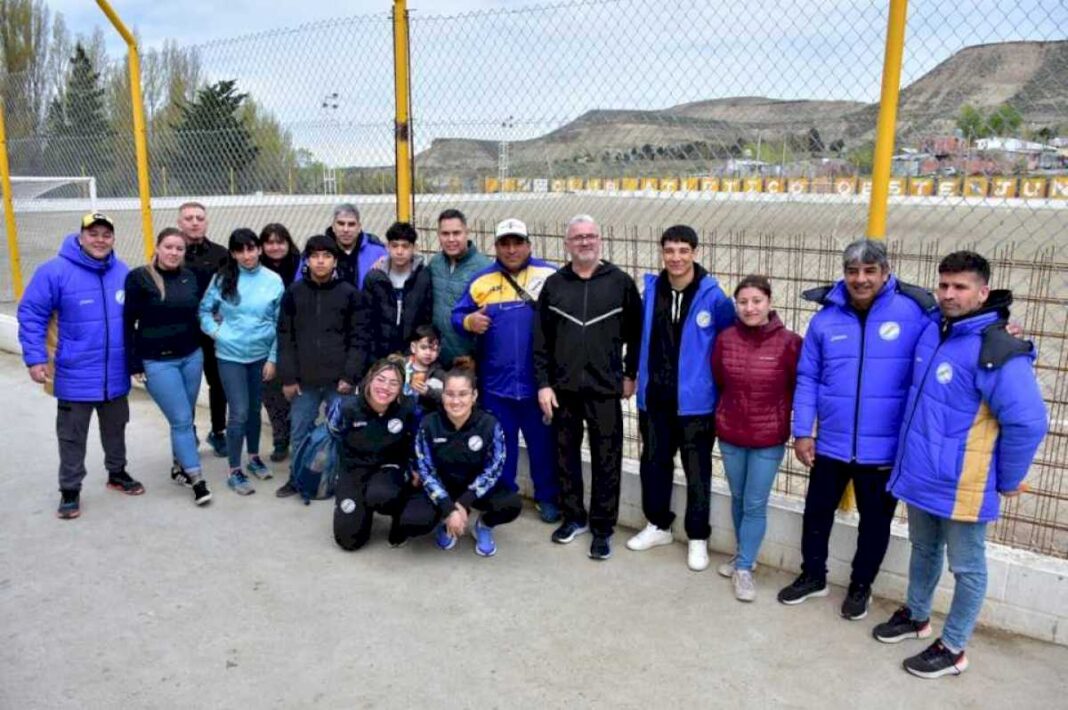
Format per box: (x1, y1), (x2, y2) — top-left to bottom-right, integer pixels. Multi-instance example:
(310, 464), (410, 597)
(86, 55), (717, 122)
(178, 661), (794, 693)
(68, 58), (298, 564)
(451, 218), (561, 522)
(872, 251), (1047, 679)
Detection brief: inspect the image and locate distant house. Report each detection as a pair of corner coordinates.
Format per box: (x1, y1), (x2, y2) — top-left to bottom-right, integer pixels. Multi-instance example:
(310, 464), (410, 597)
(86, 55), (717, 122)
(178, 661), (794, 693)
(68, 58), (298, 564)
(974, 137), (1048, 153)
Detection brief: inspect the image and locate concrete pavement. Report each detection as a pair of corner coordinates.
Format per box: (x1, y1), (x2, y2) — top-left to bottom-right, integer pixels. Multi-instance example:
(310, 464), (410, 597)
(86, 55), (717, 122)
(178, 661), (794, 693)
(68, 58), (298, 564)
(1, 351), (1066, 709)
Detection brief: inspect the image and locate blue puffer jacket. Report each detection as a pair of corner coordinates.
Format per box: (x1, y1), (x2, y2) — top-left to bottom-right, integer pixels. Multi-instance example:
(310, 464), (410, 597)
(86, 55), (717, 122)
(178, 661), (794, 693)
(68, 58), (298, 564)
(198, 264), (283, 363)
(889, 293), (1048, 523)
(17, 234), (130, 401)
(636, 270), (735, 415)
(451, 257), (557, 400)
(792, 275), (938, 465)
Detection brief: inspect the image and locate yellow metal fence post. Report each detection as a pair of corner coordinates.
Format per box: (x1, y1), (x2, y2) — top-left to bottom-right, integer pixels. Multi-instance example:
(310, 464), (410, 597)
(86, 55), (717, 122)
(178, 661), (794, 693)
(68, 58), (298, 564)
(0, 101), (23, 300)
(840, 0), (908, 514)
(866, 0), (909, 240)
(393, 0), (413, 223)
(96, 0), (154, 261)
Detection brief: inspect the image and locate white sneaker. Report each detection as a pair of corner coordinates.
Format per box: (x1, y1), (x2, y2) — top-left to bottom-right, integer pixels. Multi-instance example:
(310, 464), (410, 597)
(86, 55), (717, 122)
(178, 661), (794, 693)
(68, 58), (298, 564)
(625, 523), (674, 551)
(717, 556), (758, 578)
(733, 569), (756, 602)
(687, 540), (709, 571)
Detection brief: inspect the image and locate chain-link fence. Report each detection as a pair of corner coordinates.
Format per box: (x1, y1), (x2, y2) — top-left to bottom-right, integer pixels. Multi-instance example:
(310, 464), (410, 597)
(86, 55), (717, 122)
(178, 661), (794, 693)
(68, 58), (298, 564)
(1, 0), (1066, 556)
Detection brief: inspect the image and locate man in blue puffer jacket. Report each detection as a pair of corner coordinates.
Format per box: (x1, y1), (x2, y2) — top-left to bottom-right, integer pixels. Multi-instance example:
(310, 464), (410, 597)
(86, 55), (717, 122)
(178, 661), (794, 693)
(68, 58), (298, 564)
(18, 213), (143, 520)
(780, 239), (938, 618)
(628, 225), (735, 571)
(872, 251), (1047, 679)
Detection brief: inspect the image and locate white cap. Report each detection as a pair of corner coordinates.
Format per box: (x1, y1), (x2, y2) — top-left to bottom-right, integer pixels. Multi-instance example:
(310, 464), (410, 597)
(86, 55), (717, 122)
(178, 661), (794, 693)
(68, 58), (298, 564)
(495, 218), (529, 241)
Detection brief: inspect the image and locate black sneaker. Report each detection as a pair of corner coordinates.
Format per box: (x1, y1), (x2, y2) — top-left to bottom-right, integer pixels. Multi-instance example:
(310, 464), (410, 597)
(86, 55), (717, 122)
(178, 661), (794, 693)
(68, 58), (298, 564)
(206, 431), (228, 458)
(903, 639), (968, 678)
(873, 606), (933, 644)
(269, 442), (289, 463)
(192, 480), (212, 506)
(170, 463), (193, 487)
(588, 534), (612, 560)
(106, 470), (145, 495)
(777, 573), (828, 605)
(57, 489), (80, 520)
(841, 583), (872, 620)
(275, 480), (299, 498)
(551, 521), (589, 544)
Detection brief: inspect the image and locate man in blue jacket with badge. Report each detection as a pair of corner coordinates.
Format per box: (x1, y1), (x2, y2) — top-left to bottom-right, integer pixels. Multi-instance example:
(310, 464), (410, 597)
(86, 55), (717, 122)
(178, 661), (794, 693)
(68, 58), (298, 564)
(627, 225), (734, 572)
(18, 213), (143, 519)
(781, 239), (938, 618)
(872, 251), (1046, 678)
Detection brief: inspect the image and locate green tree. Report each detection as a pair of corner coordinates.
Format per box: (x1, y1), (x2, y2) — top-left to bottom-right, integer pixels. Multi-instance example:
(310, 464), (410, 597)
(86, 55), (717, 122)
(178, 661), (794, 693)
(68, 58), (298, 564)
(986, 103), (1022, 137)
(956, 104), (987, 140)
(167, 79), (258, 194)
(44, 43), (112, 179)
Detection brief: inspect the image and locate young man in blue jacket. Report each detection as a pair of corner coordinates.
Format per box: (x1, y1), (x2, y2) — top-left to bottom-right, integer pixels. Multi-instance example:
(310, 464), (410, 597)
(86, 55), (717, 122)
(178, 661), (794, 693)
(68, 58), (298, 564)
(452, 218), (561, 523)
(18, 213), (143, 519)
(781, 239), (938, 618)
(627, 225), (735, 571)
(872, 251), (1047, 678)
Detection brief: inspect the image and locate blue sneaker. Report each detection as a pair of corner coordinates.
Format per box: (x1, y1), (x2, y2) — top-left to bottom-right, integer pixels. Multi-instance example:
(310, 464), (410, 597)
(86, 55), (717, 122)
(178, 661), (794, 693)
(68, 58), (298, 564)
(551, 520), (589, 544)
(535, 500), (562, 524)
(227, 469), (255, 496)
(434, 523), (456, 551)
(246, 456), (272, 480)
(471, 517), (497, 557)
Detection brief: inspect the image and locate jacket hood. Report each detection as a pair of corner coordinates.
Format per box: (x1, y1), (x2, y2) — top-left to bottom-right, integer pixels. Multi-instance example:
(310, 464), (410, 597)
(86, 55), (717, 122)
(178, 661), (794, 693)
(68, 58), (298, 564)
(59, 233), (115, 273)
(943, 289), (1014, 330)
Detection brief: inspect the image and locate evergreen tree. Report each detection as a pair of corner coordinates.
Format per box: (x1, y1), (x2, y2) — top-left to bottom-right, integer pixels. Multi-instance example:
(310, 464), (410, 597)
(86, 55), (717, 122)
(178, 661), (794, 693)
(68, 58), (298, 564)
(167, 79), (258, 194)
(43, 42), (112, 178)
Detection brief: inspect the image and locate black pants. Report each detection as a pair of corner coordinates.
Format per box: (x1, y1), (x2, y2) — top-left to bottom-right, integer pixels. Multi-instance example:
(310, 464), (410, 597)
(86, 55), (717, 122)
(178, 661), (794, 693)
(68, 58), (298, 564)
(638, 407), (713, 540)
(261, 378), (291, 448)
(199, 335), (227, 436)
(800, 455), (899, 587)
(555, 392), (624, 536)
(395, 484), (522, 541)
(56, 397), (129, 491)
(334, 465), (414, 551)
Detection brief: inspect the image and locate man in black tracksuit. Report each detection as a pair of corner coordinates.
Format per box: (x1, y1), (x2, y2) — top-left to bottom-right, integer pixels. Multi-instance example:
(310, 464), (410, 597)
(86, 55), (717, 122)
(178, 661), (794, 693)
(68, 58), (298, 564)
(362, 221), (433, 360)
(534, 214), (642, 561)
(274, 235), (370, 498)
(178, 201), (229, 457)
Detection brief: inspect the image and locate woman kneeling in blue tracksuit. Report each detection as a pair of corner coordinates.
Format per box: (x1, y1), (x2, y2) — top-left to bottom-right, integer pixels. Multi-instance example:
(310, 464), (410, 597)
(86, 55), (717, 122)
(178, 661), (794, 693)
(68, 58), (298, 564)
(399, 367), (521, 556)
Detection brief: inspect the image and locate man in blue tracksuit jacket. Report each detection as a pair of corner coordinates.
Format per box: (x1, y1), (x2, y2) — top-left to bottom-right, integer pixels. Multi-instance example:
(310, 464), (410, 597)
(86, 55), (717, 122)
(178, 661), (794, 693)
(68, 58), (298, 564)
(872, 251), (1047, 679)
(627, 225), (734, 569)
(452, 218), (561, 522)
(780, 239), (939, 618)
(17, 213), (144, 519)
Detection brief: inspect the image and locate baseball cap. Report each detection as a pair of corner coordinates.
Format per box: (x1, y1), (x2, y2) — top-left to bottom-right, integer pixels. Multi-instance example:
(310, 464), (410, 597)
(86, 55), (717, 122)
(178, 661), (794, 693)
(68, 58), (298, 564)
(80, 212), (115, 231)
(495, 218), (529, 241)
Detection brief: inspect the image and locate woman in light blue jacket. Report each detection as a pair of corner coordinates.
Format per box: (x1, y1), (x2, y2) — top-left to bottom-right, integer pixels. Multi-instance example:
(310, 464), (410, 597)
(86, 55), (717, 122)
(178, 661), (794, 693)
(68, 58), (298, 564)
(199, 228), (284, 495)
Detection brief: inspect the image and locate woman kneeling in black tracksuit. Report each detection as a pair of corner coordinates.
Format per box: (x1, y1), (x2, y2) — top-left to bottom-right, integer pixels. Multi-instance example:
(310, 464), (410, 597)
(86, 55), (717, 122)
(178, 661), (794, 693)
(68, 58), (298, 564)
(399, 367), (521, 557)
(330, 357), (419, 550)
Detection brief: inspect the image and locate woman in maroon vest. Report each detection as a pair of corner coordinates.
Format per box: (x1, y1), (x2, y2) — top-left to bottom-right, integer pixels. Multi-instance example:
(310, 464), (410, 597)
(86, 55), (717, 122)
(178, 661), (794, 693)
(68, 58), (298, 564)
(712, 274), (802, 602)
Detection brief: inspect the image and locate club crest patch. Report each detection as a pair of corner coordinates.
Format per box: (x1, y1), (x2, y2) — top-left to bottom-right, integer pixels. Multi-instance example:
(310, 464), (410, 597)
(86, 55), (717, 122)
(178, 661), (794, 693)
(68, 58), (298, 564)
(936, 362), (954, 384)
(387, 418), (403, 434)
(696, 310), (712, 328)
(879, 321), (901, 341)
(339, 498), (356, 514)
(468, 435), (484, 452)
(115, 290), (125, 305)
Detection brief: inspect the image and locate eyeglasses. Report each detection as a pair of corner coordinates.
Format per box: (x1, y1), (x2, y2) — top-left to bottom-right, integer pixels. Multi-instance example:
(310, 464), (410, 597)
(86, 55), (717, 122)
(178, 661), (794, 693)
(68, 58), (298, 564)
(567, 233), (599, 243)
(372, 375), (402, 389)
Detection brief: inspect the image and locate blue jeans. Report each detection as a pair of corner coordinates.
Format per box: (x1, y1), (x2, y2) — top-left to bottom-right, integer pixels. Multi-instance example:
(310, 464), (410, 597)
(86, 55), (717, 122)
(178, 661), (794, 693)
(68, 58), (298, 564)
(905, 504), (988, 651)
(288, 385), (341, 481)
(719, 441), (785, 570)
(143, 350), (204, 475)
(217, 359), (266, 469)
(481, 391), (558, 504)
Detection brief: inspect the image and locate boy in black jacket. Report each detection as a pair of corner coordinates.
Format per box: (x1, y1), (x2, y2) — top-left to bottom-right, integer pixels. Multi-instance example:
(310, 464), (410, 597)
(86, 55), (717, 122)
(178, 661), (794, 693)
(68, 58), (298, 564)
(275, 235), (370, 498)
(362, 221), (433, 360)
(534, 214), (642, 560)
